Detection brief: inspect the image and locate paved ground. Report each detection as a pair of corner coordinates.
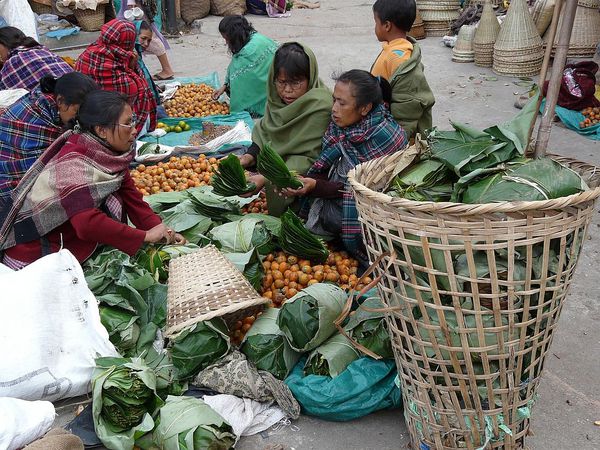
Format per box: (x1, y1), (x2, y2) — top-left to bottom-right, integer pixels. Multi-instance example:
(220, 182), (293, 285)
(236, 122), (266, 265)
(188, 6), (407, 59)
(55, 1), (600, 449)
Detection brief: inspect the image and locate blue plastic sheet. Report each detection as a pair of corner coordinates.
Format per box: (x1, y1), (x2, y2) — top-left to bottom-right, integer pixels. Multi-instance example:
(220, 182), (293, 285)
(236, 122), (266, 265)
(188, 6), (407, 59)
(541, 100), (600, 140)
(285, 357), (401, 421)
(173, 73), (221, 90)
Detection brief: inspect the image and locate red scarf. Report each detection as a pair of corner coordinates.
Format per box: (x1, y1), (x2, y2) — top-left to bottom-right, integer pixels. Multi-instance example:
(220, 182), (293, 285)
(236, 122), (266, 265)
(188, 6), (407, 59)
(75, 19), (157, 132)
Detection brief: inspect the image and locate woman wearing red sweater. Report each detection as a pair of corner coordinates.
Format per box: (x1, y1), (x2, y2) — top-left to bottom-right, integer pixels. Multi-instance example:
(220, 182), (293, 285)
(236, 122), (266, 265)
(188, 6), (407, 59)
(0, 90), (184, 269)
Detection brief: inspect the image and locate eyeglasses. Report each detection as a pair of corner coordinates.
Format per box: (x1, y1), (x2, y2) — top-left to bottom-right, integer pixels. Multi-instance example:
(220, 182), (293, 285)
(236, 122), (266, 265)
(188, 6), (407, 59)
(274, 79), (305, 90)
(118, 114), (137, 130)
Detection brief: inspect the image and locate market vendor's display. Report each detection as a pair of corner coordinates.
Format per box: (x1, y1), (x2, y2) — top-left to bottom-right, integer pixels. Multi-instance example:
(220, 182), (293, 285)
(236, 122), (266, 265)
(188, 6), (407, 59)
(276, 283), (347, 352)
(156, 120), (192, 133)
(256, 142), (303, 189)
(163, 83), (230, 118)
(188, 123), (234, 145)
(211, 154), (257, 197)
(130, 155), (219, 195)
(279, 210), (329, 262)
(242, 191), (269, 215)
(581, 106), (600, 128)
(344, 297), (393, 359)
(240, 308), (301, 380)
(304, 333), (360, 378)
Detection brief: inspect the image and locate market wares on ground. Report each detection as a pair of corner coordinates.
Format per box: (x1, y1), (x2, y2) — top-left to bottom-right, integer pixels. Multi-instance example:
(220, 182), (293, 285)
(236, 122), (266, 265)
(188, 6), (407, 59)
(279, 209), (329, 262)
(347, 147), (600, 449)
(410, 9), (427, 40)
(242, 191), (268, 215)
(304, 333), (360, 378)
(468, 0), (502, 5)
(417, 0), (461, 36)
(163, 83), (230, 118)
(493, 0), (544, 76)
(544, 0), (600, 58)
(473, 0), (501, 67)
(532, 0), (556, 36)
(211, 154), (256, 197)
(452, 24), (476, 62)
(164, 244), (269, 338)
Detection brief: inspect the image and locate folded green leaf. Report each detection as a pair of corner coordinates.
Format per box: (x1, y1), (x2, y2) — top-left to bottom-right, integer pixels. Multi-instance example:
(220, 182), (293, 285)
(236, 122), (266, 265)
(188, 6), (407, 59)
(279, 209), (329, 262)
(211, 154), (257, 197)
(344, 297), (393, 359)
(304, 333), (360, 377)
(99, 306), (140, 354)
(257, 142), (303, 189)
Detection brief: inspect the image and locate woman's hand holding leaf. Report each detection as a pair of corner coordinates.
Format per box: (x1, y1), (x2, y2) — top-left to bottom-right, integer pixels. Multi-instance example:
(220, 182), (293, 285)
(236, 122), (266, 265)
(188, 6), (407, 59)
(280, 176), (316, 197)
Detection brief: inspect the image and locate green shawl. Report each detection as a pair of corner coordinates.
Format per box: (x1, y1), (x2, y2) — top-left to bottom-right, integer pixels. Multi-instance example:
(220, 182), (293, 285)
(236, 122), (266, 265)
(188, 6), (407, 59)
(252, 43), (333, 215)
(226, 32), (278, 116)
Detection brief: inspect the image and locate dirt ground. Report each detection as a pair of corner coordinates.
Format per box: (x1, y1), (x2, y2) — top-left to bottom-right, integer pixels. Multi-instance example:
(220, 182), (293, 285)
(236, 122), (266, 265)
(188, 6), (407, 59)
(54, 1), (600, 449)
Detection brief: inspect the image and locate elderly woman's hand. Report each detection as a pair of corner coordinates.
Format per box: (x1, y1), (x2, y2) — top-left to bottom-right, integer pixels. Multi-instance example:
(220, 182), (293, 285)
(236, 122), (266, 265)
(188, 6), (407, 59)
(239, 174), (266, 198)
(279, 176), (316, 197)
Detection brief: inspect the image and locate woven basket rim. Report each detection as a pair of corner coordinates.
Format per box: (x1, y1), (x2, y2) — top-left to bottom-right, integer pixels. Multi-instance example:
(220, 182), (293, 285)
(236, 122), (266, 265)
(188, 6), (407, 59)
(347, 150), (600, 216)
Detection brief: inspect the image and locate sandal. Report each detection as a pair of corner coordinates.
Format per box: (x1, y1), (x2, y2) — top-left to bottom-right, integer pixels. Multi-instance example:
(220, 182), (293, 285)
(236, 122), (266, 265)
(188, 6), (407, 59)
(153, 73), (174, 81)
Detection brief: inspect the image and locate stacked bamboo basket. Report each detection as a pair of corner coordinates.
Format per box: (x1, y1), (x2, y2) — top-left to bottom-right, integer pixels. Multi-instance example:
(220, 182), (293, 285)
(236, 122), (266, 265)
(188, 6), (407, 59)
(545, 0), (600, 57)
(468, 0), (502, 4)
(452, 24), (476, 62)
(417, 0), (461, 36)
(473, 0), (500, 67)
(493, 0), (544, 77)
(411, 9), (427, 40)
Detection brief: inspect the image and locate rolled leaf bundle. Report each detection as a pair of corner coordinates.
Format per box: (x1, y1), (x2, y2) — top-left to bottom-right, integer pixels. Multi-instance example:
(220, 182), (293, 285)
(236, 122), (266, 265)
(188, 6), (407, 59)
(92, 357), (160, 450)
(276, 283), (346, 352)
(99, 306), (140, 354)
(211, 154), (256, 197)
(279, 209), (329, 262)
(390, 159), (453, 202)
(240, 308), (301, 379)
(137, 395), (236, 450)
(344, 298), (393, 359)
(256, 142), (303, 189)
(304, 333), (360, 377)
(169, 319), (231, 381)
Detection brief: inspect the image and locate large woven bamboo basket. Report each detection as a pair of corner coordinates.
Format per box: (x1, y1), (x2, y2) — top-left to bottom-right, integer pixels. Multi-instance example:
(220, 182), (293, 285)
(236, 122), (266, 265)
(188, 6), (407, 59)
(347, 149), (600, 449)
(411, 9), (427, 40)
(452, 24), (476, 62)
(544, 0), (600, 57)
(473, 0), (500, 67)
(74, 5), (106, 32)
(417, 0), (461, 36)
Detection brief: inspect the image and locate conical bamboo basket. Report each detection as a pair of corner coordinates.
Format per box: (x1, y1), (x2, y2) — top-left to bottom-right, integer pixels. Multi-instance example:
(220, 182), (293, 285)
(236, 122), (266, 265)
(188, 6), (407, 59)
(493, 0), (543, 76)
(545, 0), (600, 57)
(411, 8), (427, 40)
(473, 0), (500, 67)
(469, 0), (502, 5)
(417, 0), (461, 36)
(452, 24), (477, 62)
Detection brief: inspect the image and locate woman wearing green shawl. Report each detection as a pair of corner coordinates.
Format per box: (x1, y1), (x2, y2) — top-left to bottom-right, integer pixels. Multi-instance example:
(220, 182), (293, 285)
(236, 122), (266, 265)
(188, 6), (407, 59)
(239, 42), (333, 216)
(212, 16), (278, 117)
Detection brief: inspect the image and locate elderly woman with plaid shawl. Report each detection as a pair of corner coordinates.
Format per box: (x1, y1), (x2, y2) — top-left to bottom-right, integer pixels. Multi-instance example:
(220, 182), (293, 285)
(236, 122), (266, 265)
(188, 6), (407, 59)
(0, 91), (184, 269)
(280, 70), (408, 263)
(75, 19), (157, 134)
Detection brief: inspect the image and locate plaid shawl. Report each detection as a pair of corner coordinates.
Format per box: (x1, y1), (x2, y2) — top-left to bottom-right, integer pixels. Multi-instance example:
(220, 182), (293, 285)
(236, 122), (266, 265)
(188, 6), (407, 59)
(0, 46), (73, 91)
(0, 131), (134, 250)
(0, 88), (63, 200)
(75, 19), (156, 132)
(308, 104), (408, 254)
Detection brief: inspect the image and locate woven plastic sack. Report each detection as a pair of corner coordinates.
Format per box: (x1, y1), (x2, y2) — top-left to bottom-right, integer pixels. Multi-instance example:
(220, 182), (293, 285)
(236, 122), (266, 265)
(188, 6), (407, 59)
(180, 0), (210, 24)
(285, 358), (401, 421)
(210, 0), (246, 16)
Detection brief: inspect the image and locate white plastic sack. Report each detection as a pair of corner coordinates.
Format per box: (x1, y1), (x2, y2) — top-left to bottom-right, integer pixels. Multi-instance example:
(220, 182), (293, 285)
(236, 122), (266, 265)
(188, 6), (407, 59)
(204, 120), (252, 152)
(0, 398), (55, 450)
(0, 89), (29, 110)
(0, 0), (38, 40)
(0, 250), (118, 402)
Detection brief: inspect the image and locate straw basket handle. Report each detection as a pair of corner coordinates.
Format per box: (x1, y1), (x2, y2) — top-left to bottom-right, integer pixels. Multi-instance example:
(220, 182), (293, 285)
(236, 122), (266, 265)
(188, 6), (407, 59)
(334, 251), (397, 359)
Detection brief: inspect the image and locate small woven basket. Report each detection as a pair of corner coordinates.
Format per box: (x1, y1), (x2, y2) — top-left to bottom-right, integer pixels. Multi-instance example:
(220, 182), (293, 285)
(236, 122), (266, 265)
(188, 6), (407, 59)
(29, 0), (53, 14)
(165, 245), (269, 338)
(74, 5), (106, 32)
(347, 148), (600, 449)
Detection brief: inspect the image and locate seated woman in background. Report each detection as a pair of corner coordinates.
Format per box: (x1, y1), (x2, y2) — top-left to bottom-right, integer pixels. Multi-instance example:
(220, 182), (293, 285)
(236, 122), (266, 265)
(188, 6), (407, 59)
(239, 42), (333, 216)
(280, 70), (408, 261)
(135, 21), (162, 109)
(0, 90), (185, 270)
(212, 15), (278, 117)
(75, 19), (157, 134)
(0, 27), (73, 91)
(0, 73), (98, 200)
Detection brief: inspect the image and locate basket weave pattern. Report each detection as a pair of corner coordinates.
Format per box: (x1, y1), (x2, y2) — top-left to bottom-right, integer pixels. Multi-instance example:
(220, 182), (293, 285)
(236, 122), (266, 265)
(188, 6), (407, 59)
(165, 245), (269, 337)
(348, 150), (600, 449)
(417, 0), (461, 36)
(545, 1), (600, 57)
(74, 5), (106, 32)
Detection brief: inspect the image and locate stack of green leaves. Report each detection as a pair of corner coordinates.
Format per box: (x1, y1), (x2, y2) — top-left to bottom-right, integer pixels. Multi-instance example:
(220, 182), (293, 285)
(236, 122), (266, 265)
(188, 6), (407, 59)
(240, 308), (301, 380)
(279, 209), (329, 262)
(344, 297), (393, 359)
(169, 319), (231, 381)
(390, 159), (453, 202)
(256, 142), (303, 189)
(304, 333), (360, 378)
(92, 357), (161, 450)
(135, 244), (200, 282)
(137, 396), (236, 450)
(211, 154), (256, 197)
(99, 306), (140, 355)
(276, 283), (347, 352)
(187, 186), (241, 220)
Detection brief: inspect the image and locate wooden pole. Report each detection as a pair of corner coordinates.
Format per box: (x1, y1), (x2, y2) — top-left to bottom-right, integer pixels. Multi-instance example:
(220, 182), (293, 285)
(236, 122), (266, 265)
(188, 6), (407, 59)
(534, 0), (579, 157)
(527, 0), (563, 148)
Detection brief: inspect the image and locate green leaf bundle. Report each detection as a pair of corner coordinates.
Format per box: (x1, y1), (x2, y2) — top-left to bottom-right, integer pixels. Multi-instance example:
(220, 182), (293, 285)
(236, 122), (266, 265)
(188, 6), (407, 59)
(279, 209), (329, 262)
(304, 333), (360, 378)
(256, 142), (303, 189)
(211, 154), (257, 197)
(240, 308), (301, 379)
(344, 297), (393, 359)
(99, 306), (140, 354)
(276, 283), (347, 352)
(187, 186), (241, 220)
(169, 319), (231, 381)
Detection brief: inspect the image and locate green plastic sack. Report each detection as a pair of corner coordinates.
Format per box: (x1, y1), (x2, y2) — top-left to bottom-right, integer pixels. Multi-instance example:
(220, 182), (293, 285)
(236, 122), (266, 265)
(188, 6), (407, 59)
(169, 319), (231, 381)
(304, 333), (360, 377)
(240, 308), (301, 380)
(140, 112), (254, 148)
(285, 357), (401, 421)
(137, 396), (236, 450)
(344, 297), (393, 359)
(276, 283), (347, 352)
